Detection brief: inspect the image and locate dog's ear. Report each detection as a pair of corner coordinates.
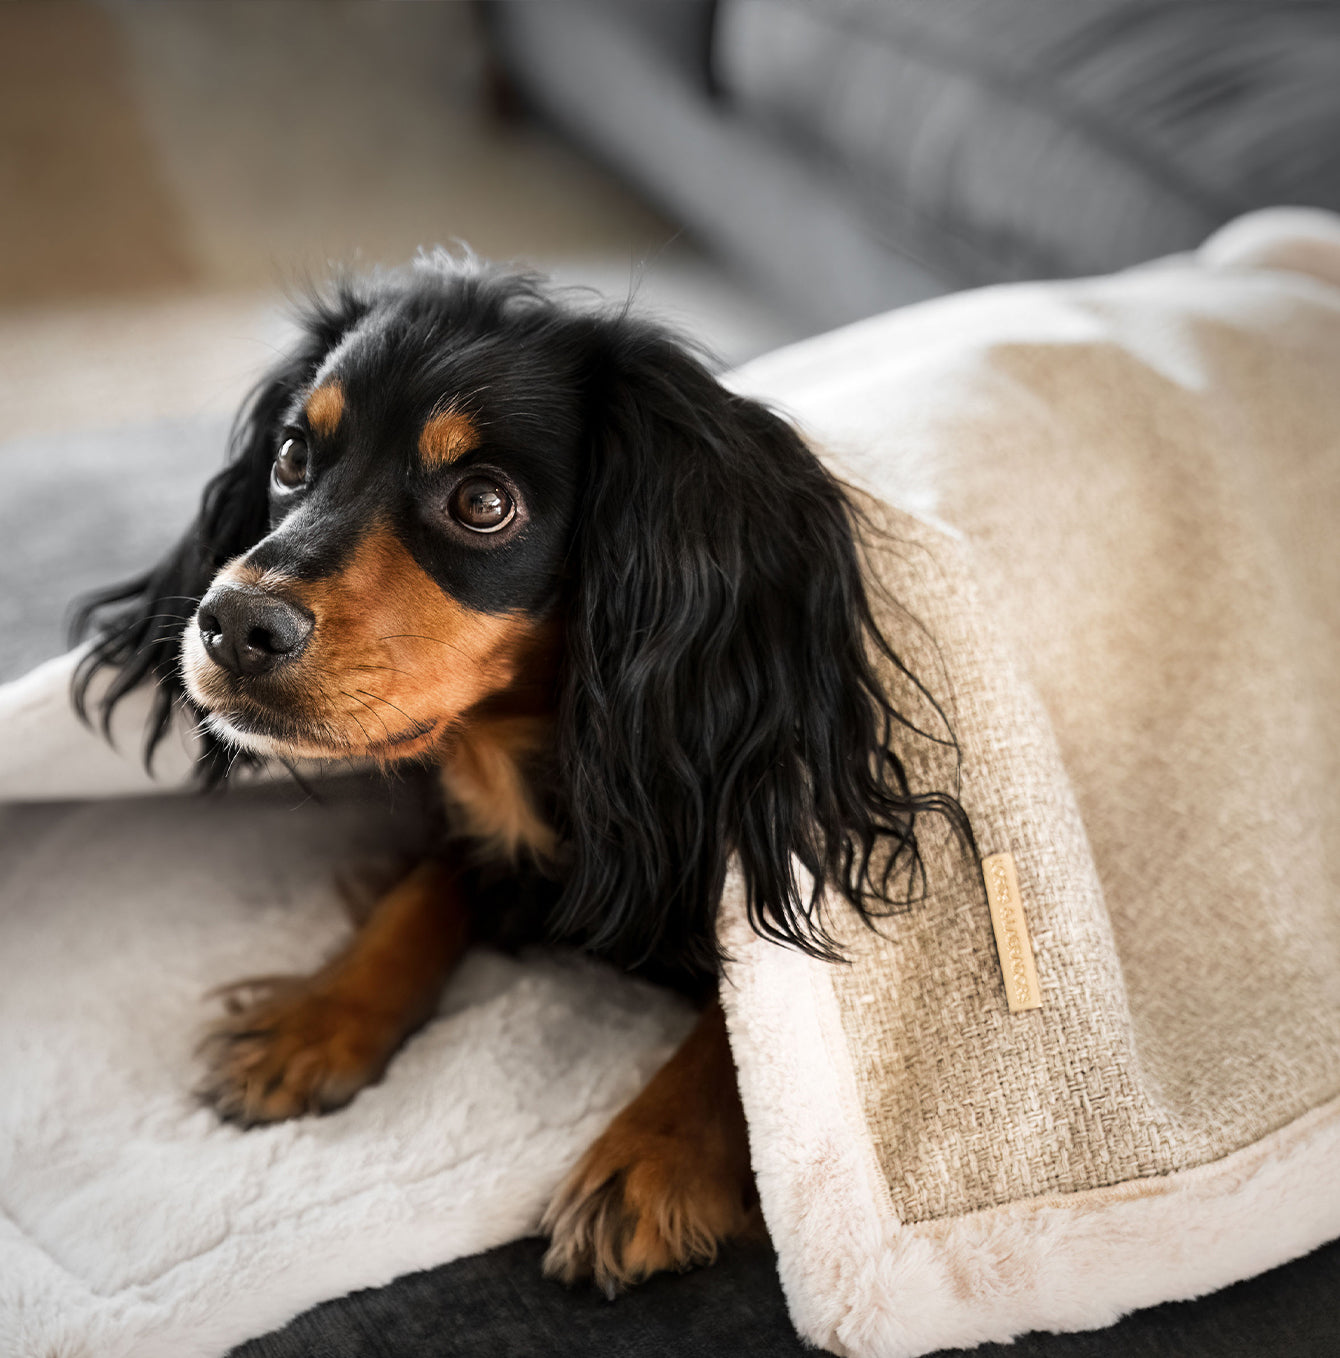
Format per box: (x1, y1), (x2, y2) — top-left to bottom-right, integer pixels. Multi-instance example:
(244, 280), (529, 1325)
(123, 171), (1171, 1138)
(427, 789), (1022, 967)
(71, 290), (369, 780)
(551, 324), (970, 971)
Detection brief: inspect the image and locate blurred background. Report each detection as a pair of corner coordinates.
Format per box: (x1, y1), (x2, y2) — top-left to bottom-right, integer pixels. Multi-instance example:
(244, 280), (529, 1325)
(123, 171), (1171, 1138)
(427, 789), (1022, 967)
(1, 0), (1338, 674)
(0, 0), (800, 447)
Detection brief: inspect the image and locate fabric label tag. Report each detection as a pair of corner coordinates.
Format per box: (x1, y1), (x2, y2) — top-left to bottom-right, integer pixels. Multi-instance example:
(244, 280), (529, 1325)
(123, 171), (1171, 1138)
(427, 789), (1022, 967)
(982, 852), (1042, 1012)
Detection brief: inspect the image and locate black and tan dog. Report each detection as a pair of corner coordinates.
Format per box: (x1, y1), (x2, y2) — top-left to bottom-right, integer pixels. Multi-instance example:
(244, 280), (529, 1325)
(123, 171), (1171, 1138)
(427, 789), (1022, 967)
(75, 257), (963, 1292)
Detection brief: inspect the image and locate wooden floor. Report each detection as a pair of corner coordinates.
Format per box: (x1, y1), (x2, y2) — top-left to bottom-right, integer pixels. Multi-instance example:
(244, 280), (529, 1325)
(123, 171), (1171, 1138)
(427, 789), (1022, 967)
(0, 2), (797, 438)
(0, 0), (669, 307)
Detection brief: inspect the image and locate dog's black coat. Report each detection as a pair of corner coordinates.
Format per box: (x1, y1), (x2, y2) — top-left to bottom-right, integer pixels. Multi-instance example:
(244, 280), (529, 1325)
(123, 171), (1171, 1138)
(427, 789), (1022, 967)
(74, 257), (969, 976)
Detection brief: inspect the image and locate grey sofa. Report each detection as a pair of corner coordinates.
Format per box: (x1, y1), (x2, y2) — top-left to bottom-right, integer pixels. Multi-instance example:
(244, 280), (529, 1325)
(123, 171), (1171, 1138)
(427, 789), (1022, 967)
(483, 0), (1340, 329)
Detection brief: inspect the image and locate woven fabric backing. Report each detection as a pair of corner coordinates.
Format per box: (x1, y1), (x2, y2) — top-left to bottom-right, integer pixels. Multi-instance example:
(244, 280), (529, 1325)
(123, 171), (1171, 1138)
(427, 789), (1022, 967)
(734, 220), (1340, 1227)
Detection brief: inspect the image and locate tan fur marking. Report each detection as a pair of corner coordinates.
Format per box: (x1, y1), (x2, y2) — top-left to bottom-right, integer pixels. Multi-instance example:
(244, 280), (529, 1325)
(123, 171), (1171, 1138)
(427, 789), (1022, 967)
(185, 523), (539, 764)
(291, 526), (533, 758)
(418, 408), (478, 468)
(305, 381), (345, 437)
(196, 861), (469, 1123)
(542, 1001), (759, 1291)
(440, 715), (556, 860)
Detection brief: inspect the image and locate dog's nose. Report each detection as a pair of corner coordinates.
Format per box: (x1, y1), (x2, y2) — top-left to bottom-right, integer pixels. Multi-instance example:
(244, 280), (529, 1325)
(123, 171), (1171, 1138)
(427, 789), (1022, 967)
(197, 585), (314, 677)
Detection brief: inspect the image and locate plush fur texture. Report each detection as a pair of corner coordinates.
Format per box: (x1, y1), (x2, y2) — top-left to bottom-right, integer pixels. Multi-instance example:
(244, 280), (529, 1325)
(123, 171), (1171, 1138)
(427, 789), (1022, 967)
(721, 884), (1340, 1358)
(0, 766), (694, 1358)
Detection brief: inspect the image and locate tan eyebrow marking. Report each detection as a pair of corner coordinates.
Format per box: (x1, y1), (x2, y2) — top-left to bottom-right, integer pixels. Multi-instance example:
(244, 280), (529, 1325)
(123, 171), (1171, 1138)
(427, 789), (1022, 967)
(418, 409), (479, 468)
(305, 381), (345, 437)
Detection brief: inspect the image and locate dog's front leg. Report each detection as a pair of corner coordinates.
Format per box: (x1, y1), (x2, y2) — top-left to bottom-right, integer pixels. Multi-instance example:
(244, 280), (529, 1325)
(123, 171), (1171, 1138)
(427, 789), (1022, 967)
(197, 860), (468, 1125)
(541, 998), (759, 1293)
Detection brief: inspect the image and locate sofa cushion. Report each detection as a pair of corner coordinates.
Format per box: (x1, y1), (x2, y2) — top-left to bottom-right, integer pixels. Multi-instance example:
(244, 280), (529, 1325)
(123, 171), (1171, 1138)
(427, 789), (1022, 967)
(714, 0), (1340, 283)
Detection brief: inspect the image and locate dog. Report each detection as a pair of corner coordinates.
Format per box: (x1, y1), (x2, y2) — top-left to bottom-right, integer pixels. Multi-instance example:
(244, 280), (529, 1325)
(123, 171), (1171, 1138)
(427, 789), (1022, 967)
(73, 255), (966, 1292)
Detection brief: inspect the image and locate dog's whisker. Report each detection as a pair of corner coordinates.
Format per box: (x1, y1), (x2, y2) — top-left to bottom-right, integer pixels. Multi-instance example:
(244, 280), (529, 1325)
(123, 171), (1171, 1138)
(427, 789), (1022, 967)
(352, 689), (419, 727)
(349, 663), (413, 678)
(377, 633), (472, 660)
(275, 756), (321, 807)
(340, 701), (376, 745)
(132, 636), (184, 656)
(340, 690), (393, 739)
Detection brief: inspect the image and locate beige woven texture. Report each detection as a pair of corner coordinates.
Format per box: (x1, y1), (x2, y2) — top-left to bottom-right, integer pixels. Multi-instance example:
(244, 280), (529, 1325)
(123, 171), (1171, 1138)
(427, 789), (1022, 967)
(735, 218), (1340, 1227)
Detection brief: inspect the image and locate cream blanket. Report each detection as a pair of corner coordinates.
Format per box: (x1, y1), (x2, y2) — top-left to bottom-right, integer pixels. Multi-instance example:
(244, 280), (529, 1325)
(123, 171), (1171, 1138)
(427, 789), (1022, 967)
(2, 209), (1337, 1357)
(720, 208), (1340, 1355)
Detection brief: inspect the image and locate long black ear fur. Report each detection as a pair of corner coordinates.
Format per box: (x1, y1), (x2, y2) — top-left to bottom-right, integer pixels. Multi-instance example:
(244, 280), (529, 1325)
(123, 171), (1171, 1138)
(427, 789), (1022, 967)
(551, 322), (972, 972)
(70, 289), (370, 782)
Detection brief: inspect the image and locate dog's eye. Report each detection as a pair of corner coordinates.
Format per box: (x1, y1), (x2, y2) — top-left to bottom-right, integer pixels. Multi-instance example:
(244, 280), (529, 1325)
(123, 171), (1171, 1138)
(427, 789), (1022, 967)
(273, 436), (309, 491)
(449, 476), (515, 533)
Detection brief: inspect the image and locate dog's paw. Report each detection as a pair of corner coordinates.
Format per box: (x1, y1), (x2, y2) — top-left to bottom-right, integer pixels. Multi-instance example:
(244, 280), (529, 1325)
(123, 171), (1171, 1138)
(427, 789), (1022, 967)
(195, 976), (406, 1125)
(540, 1116), (757, 1295)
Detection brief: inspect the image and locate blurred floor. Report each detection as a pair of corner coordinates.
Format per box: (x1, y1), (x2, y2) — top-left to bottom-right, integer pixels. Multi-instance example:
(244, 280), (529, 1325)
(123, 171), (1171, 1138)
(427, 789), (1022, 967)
(0, 0), (799, 440)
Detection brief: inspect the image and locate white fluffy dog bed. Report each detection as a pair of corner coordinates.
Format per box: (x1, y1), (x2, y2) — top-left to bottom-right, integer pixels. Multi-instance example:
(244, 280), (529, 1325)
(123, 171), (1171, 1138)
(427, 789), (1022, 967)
(2, 209), (1338, 1358)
